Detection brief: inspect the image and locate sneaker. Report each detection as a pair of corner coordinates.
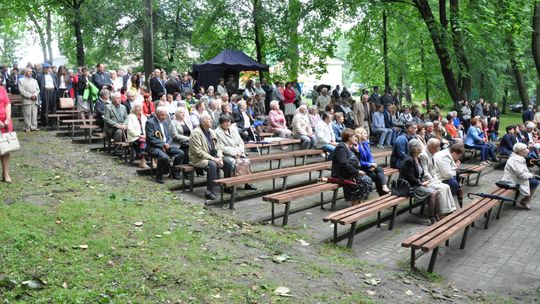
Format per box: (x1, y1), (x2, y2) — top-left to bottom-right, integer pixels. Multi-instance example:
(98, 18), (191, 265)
(205, 191), (218, 200)
(377, 144), (384, 149)
(520, 201), (531, 210)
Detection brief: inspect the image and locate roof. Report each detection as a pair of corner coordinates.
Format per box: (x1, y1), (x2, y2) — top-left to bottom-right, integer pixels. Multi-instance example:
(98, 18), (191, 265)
(193, 49), (269, 72)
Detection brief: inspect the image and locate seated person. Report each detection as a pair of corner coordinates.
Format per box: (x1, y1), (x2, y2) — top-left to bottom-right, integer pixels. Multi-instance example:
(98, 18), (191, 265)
(434, 141), (464, 196)
(145, 106), (184, 183)
(308, 105), (321, 131)
(399, 139), (439, 225)
(125, 102), (148, 168)
(233, 100), (254, 141)
(503, 143), (539, 210)
(499, 125), (518, 156)
(332, 112), (346, 142)
(354, 127), (389, 196)
(292, 104), (315, 150)
(268, 100), (292, 140)
(390, 121), (417, 169)
(330, 128), (372, 206)
(371, 104), (393, 149)
(190, 100), (208, 128)
(93, 88), (111, 128)
(214, 115), (256, 191)
(314, 112), (337, 160)
(142, 93), (155, 117)
(189, 114), (224, 200)
(464, 117), (497, 165)
(170, 106), (193, 164)
(419, 138), (457, 217)
(103, 92), (128, 143)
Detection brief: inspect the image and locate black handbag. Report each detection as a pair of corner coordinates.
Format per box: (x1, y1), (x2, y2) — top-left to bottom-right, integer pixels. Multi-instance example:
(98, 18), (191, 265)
(390, 179), (412, 197)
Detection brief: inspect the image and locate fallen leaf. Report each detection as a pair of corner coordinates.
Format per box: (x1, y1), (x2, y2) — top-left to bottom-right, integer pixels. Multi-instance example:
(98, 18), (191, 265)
(211, 294), (221, 299)
(258, 255), (271, 260)
(274, 286), (292, 297)
(364, 273), (373, 278)
(55, 217), (62, 225)
(366, 290), (376, 296)
(79, 245), (88, 250)
(272, 254), (290, 263)
(134, 222), (144, 227)
(62, 282), (68, 289)
(155, 234), (163, 238)
(405, 289), (414, 296)
(364, 278), (381, 286)
(22, 278), (46, 289)
(298, 239), (310, 246)
(163, 231), (172, 235)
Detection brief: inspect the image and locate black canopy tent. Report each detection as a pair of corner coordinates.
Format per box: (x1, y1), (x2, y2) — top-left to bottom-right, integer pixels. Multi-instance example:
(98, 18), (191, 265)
(192, 49), (269, 92)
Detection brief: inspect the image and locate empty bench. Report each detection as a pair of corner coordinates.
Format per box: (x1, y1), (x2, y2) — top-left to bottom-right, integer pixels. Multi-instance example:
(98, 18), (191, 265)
(262, 167), (399, 226)
(324, 193), (411, 248)
(401, 187), (517, 273)
(458, 164), (485, 186)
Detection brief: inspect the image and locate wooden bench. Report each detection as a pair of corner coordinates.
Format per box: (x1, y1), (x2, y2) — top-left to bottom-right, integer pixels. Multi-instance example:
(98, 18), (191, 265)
(7, 94), (22, 116)
(262, 167), (399, 226)
(372, 150), (392, 167)
(48, 113), (79, 130)
(175, 149), (324, 192)
(79, 124), (101, 143)
(401, 187), (517, 273)
(323, 194), (411, 248)
(62, 118), (96, 137)
(457, 164), (485, 186)
(245, 138), (302, 155)
(215, 161), (332, 209)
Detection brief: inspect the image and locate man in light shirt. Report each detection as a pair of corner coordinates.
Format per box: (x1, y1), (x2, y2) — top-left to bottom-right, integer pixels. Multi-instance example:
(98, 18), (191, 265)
(18, 68), (41, 132)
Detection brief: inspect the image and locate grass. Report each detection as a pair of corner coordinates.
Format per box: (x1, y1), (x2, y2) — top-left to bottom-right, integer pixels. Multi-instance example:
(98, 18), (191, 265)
(499, 112), (523, 129)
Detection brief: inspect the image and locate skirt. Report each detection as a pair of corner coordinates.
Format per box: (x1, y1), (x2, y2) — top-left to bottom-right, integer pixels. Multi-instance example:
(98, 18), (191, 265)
(343, 175), (373, 201)
(284, 103), (296, 116)
(77, 95), (92, 112)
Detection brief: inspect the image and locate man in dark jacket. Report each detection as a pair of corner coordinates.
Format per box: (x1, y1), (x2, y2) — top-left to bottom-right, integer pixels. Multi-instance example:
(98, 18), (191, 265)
(92, 63), (112, 90)
(165, 71), (181, 95)
(146, 106), (184, 183)
(36, 63), (58, 127)
(523, 105), (535, 123)
(150, 69), (166, 101)
(368, 86), (381, 105)
(390, 121), (417, 169)
(93, 89), (110, 128)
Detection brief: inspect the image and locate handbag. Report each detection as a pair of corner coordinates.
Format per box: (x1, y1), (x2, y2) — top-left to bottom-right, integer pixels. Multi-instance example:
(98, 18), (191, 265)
(59, 92), (74, 109)
(234, 157), (251, 176)
(0, 131), (21, 155)
(390, 179), (412, 197)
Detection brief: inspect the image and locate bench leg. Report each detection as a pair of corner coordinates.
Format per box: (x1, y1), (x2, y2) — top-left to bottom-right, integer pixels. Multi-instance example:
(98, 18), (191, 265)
(189, 171), (194, 192)
(410, 248), (416, 270)
(320, 193), (324, 209)
(281, 177), (288, 191)
(484, 209), (492, 229)
(294, 156), (297, 167)
(282, 202), (291, 226)
(277, 159), (282, 169)
(377, 211), (381, 228)
(496, 201), (504, 219)
(409, 197), (413, 214)
(331, 188), (338, 211)
(333, 223), (338, 241)
(318, 170), (323, 179)
(389, 205), (398, 230)
(474, 173), (481, 186)
(427, 246), (439, 273)
(229, 186), (237, 210)
(445, 240), (450, 247)
(346, 221), (358, 248)
(302, 155), (307, 165)
(269, 160), (273, 170)
(182, 171), (186, 192)
(271, 202), (275, 225)
(220, 184), (224, 203)
(309, 172), (312, 181)
(460, 225), (470, 249)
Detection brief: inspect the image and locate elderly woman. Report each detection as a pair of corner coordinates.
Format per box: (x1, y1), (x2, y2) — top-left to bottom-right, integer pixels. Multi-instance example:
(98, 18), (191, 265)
(502, 143), (540, 210)
(399, 139), (439, 225)
(170, 106), (193, 164)
(0, 79), (13, 182)
(308, 105), (321, 131)
(165, 94), (178, 117)
(464, 117), (497, 165)
(233, 99), (254, 141)
(329, 128), (373, 205)
(125, 102), (148, 168)
(268, 100), (292, 138)
(354, 127), (389, 196)
(190, 100), (207, 128)
(214, 115), (256, 191)
(332, 112), (346, 142)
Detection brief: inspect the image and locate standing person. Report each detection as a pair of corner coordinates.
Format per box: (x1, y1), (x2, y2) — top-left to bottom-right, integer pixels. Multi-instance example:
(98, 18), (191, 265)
(225, 74), (237, 97)
(216, 78), (227, 96)
(460, 100), (472, 131)
(331, 85), (340, 100)
(311, 85), (319, 106)
(243, 79), (256, 100)
(0, 79), (12, 183)
(330, 128), (373, 206)
(150, 69), (166, 101)
(77, 67), (95, 123)
(92, 63), (112, 90)
(371, 104), (393, 149)
(340, 87), (351, 99)
(523, 105), (535, 123)
(351, 94), (366, 129)
(271, 81), (284, 109)
(146, 107), (184, 184)
(503, 143), (539, 209)
(283, 82), (296, 125)
(368, 86), (381, 105)
(36, 63), (58, 127)
(56, 65), (71, 99)
(18, 68), (40, 132)
(261, 78), (272, 115)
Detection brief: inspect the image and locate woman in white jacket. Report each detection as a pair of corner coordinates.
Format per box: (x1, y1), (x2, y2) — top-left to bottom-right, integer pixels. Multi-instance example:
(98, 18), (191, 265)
(125, 102), (148, 168)
(502, 143), (540, 209)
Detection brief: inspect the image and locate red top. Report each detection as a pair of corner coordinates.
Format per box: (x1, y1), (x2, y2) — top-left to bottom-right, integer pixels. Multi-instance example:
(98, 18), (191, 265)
(283, 88), (296, 104)
(0, 86), (12, 133)
(70, 74), (78, 98)
(142, 100), (155, 117)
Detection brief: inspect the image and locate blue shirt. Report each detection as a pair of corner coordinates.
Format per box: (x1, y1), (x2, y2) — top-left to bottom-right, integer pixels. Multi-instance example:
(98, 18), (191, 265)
(372, 112), (386, 129)
(355, 141), (374, 169)
(464, 127), (484, 146)
(332, 122), (345, 142)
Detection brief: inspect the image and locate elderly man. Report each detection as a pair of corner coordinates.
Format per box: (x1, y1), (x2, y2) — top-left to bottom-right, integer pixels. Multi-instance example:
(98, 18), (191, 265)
(503, 143), (540, 209)
(103, 92), (128, 143)
(94, 89), (111, 128)
(214, 115), (257, 191)
(390, 121), (417, 169)
(189, 114), (224, 200)
(292, 104), (315, 150)
(146, 106), (184, 183)
(316, 88), (331, 115)
(36, 63), (58, 127)
(434, 142), (465, 196)
(150, 69), (166, 101)
(352, 94), (367, 129)
(123, 90), (137, 114)
(18, 67), (40, 132)
(233, 100), (253, 141)
(419, 138), (457, 216)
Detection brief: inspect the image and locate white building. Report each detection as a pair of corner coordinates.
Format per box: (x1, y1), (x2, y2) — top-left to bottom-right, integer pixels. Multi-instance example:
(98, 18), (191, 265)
(299, 57), (344, 94)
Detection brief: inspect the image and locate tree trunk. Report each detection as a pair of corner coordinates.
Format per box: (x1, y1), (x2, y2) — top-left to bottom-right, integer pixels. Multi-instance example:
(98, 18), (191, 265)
(413, 0), (460, 103)
(383, 8), (390, 92)
(46, 9), (53, 64)
(449, 0), (471, 100)
(404, 84), (412, 104)
(73, 1), (85, 67)
(420, 37), (430, 109)
(508, 34), (530, 109)
(287, 0), (301, 80)
(501, 86), (508, 115)
(253, 0), (266, 82)
(439, 0), (448, 28)
(28, 11), (48, 62)
(533, 2), (540, 91)
(479, 72), (484, 97)
(142, 0), (154, 87)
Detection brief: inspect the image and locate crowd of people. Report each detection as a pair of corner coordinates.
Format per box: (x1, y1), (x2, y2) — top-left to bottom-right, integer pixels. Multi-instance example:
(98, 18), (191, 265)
(0, 62), (539, 217)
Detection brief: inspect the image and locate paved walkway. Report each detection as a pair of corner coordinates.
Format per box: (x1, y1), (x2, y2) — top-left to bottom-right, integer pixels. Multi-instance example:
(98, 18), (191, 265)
(173, 148), (540, 297)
